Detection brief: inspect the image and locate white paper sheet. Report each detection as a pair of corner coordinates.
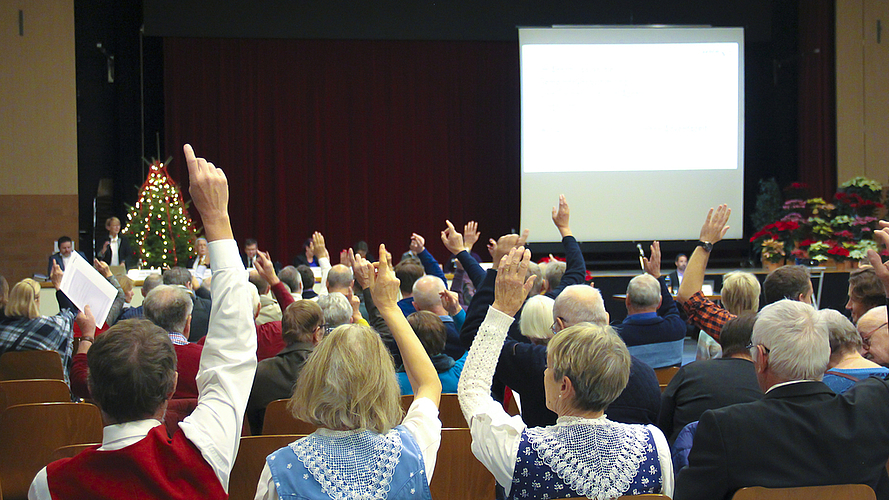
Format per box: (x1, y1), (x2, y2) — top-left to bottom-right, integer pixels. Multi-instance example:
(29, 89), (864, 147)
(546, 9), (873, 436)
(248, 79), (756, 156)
(58, 252), (118, 326)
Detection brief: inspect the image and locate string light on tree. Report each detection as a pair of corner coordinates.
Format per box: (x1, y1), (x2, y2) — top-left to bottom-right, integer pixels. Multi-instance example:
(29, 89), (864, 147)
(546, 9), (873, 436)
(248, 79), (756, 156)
(122, 158), (199, 269)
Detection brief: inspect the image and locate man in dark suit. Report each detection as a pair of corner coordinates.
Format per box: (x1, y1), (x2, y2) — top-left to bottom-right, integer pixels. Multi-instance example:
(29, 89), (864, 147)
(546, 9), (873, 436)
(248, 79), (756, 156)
(666, 253), (687, 294)
(675, 299), (889, 500)
(47, 235), (87, 275)
(242, 238), (258, 269)
(162, 267), (211, 341)
(614, 242), (687, 368)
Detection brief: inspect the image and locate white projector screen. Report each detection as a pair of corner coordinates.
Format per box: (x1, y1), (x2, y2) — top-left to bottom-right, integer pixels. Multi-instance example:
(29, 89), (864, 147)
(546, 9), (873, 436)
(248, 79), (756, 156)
(519, 27), (745, 243)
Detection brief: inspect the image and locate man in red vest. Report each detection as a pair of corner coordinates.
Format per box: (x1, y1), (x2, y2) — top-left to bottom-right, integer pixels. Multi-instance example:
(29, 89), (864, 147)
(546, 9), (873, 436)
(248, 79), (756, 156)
(29, 144), (257, 500)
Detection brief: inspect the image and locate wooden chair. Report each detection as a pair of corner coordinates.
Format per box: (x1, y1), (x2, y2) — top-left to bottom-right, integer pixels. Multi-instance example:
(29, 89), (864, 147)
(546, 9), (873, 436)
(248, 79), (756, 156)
(261, 399), (317, 435)
(229, 434), (305, 500)
(49, 443), (100, 462)
(0, 379), (71, 413)
(0, 351), (65, 381)
(654, 366), (680, 391)
(0, 402), (103, 500)
(731, 484), (876, 500)
(400, 394), (468, 428)
(429, 428), (496, 500)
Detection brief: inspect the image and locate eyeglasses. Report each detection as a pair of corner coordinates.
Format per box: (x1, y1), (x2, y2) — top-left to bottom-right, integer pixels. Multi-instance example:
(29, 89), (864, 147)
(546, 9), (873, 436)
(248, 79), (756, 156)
(746, 342), (771, 355)
(860, 322), (888, 349)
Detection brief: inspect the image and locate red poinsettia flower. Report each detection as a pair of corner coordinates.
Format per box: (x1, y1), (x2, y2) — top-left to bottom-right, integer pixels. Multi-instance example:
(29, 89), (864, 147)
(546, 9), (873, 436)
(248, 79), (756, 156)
(827, 246), (850, 257)
(798, 239), (818, 247)
(833, 230), (854, 239)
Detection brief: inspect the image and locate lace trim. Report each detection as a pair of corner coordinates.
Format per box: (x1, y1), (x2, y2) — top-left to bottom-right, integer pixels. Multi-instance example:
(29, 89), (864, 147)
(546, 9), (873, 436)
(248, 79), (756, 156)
(524, 419), (652, 500)
(292, 428), (402, 500)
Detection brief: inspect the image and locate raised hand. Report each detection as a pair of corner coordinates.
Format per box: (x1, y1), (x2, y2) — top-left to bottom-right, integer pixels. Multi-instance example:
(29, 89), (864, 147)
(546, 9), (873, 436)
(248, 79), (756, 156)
(517, 228), (531, 247)
(254, 251), (279, 287)
(351, 251), (374, 290)
(93, 259), (112, 278)
(492, 247), (536, 317)
(489, 234), (521, 269)
(369, 244), (401, 310)
(866, 221), (889, 294)
(440, 220), (466, 255)
(439, 289), (462, 317)
(75, 305), (96, 339)
(409, 233), (426, 254)
(642, 241), (662, 279)
(339, 248), (351, 267)
(312, 232), (329, 260)
(50, 262), (63, 290)
(464, 221), (480, 251)
(700, 204), (731, 244)
(551, 194), (572, 237)
(184, 144), (232, 241)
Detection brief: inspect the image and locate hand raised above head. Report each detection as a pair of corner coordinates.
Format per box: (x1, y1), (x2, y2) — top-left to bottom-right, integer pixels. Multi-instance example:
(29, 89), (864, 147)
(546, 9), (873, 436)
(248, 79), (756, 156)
(339, 248), (351, 267)
(642, 241), (662, 279)
(492, 247), (536, 318)
(700, 204), (731, 244)
(93, 259), (112, 278)
(409, 233), (426, 254)
(463, 221), (480, 251)
(440, 220), (466, 255)
(351, 251), (374, 290)
(254, 251), (279, 286)
(50, 262), (63, 290)
(489, 233), (520, 269)
(369, 244), (401, 309)
(75, 305), (96, 335)
(312, 232), (329, 260)
(551, 194), (571, 236)
(184, 144), (232, 240)
(439, 289), (461, 317)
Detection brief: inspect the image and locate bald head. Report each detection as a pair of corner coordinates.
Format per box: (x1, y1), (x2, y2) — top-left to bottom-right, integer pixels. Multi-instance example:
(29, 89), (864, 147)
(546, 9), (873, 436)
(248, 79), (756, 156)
(858, 306), (889, 366)
(326, 264), (354, 293)
(552, 285), (609, 329)
(413, 276), (446, 312)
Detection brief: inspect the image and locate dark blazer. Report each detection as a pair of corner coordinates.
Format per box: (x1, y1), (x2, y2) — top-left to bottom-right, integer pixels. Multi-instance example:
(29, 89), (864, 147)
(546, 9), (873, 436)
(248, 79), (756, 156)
(675, 379), (889, 500)
(97, 235), (135, 270)
(658, 357), (762, 444)
(245, 341), (315, 435)
(188, 295), (212, 342)
(47, 251), (87, 276)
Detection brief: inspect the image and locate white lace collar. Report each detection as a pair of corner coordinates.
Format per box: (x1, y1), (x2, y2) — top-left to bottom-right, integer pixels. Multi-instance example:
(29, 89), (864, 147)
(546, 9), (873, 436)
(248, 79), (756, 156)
(292, 428), (402, 500)
(524, 418), (652, 500)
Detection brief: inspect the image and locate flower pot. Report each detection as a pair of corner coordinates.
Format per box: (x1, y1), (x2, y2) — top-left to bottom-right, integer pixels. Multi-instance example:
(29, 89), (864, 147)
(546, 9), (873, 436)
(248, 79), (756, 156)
(762, 257), (783, 272)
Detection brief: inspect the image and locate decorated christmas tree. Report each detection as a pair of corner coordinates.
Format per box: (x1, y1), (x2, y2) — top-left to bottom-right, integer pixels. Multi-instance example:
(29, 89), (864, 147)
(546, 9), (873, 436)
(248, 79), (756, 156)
(123, 158), (200, 269)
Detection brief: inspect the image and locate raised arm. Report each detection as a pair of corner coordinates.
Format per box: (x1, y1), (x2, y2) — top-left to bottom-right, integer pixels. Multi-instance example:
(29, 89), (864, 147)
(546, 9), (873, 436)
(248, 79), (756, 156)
(177, 144), (256, 491)
(362, 245), (441, 407)
(313, 232), (332, 294)
(412, 233), (447, 286)
(441, 220), (486, 287)
(866, 221), (889, 303)
(255, 251), (294, 311)
(676, 205), (730, 304)
(93, 259), (126, 326)
(547, 195), (586, 297)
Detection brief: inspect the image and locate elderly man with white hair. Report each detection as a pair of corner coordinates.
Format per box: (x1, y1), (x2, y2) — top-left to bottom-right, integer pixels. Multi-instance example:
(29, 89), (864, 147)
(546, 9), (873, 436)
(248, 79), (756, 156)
(412, 275), (466, 360)
(858, 306), (889, 367)
(613, 242), (686, 369)
(675, 299), (889, 499)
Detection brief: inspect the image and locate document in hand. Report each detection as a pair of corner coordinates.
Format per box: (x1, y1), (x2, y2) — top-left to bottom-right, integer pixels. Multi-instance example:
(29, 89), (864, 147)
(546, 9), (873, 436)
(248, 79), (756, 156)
(59, 252), (118, 326)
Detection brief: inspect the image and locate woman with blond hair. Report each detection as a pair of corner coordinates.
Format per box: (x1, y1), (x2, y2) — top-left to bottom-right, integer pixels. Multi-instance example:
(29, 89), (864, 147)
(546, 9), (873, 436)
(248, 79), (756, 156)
(697, 270), (761, 360)
(255, 245), (442, 500)
(459, 248), (672, 499)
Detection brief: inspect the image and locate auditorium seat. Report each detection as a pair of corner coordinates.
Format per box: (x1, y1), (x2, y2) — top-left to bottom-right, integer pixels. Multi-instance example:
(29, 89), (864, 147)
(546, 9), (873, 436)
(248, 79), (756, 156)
(429, 428), (495, 500)
(0, 351), (65, 381)
(0, 402), (103, 500)
(0, 379), (71, 413)
(49, 443), (99, 462)
(261, 399), (317, 435)
(654, 366), (681, 392)
(229, 434), (305, 500)
(402, 394), (468, 428)
(731, 484), (876, 500)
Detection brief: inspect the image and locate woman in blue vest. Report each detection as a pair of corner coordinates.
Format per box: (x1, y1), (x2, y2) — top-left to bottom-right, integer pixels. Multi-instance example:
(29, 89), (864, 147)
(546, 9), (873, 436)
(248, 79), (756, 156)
(256, 245), (442, 500)
(459, 247), (673, 499)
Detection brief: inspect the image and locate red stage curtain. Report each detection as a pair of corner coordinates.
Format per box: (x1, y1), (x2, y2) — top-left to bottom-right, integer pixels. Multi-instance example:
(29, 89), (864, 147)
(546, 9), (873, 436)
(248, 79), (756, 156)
(164, 38), (520, 265)
(797, 0), (836, 199)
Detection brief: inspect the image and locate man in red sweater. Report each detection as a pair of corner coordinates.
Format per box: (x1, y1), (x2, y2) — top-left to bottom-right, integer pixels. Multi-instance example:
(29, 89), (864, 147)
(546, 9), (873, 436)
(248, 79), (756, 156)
(141, 284), (204, 399)
(29, 144), (257, 500)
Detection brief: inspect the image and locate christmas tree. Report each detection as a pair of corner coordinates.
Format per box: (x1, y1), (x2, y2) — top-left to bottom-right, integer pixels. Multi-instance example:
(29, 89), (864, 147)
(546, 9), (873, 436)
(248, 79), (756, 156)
(123, 158), (199, 269)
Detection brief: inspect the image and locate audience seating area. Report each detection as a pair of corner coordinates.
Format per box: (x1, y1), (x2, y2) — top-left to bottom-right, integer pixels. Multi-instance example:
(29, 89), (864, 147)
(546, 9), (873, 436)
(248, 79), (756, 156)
(0, 351), (65, 381)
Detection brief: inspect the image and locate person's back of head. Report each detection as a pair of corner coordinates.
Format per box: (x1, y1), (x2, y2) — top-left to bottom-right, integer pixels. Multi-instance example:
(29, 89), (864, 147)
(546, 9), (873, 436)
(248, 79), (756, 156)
(6, 278), (40, 319)
(326, 265), (354, 292)
(520, 294), (556, 343)
(820, 308), (862, 356)
(278, 266), (303, 295)
(143, 285), (194, 333)
(553, 285), (608, 328)
(296, 265), (315, 294)
(626, 274), (660, 310)
(548, 323), (630, 412)
(718, 313), (757, 357)
(721, 271), (761, 315)
(544, 260), (567, 292)
(282, 300), (323, 345)
(88, 319), (177, 423)
(395, 261), (424, 297)
(163, 267), (192, 287)
(527, 262), (545, 296)
(290, 324), (401, 433)
(141, 273), (163, 298)
(751, 300), (829, 382)
(412, 275), (445, 312)
(407, 311), (447, 358)
(248, 271), (270, 295)
(763, 265), (812, 305)
(848, 266), (885, 315)
(317, 292), (352, 329)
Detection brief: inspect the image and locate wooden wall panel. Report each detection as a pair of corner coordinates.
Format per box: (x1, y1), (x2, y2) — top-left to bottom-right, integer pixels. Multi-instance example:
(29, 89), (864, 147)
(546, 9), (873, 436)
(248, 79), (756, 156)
(0, 195), (78, 284)
(836, 0), (866, 181)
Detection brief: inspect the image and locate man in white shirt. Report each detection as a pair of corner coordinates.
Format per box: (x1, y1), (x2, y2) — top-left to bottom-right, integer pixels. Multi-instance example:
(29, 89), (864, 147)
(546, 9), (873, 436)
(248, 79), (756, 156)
(29, 144), (257, 500)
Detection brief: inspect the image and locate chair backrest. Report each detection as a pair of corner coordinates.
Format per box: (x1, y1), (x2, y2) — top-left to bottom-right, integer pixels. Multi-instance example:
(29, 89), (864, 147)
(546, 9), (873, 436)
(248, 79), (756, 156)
(429, 428), (495, 500)
(261, 399), (317, 435)
(0, 379), (71, 413)
(627, 341), (684, 372)
(0, 402), (103, 500)
(229, 434), (305, 500)
(654, 366), (681, 391)
(731, 484), (876, 500)
(400, 394), (468, 428)
(0, 351), (65, 381)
